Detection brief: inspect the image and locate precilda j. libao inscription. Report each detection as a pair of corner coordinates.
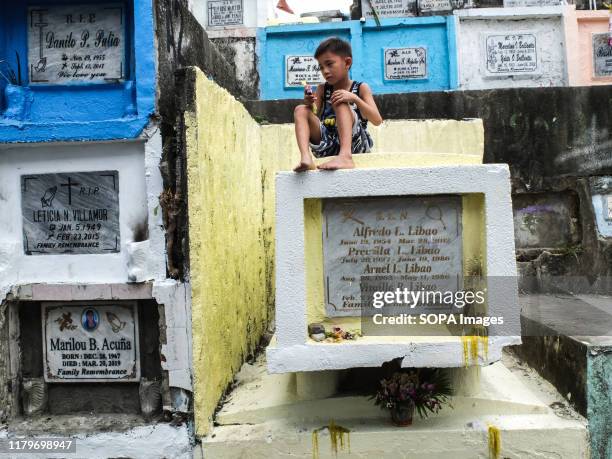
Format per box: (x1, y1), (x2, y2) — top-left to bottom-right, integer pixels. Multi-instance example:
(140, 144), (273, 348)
(323, 196), (463, 317)
(28, 4), (125, 84)
(42, 303), (140, 383)
(21, 171), (120, 255)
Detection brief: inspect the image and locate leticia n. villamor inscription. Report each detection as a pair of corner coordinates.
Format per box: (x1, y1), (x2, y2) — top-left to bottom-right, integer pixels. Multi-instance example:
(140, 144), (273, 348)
(28, 4), (125, 84)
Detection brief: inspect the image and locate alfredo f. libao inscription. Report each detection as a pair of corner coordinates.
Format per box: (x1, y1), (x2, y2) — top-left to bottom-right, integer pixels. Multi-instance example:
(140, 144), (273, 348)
(21, 171), (120, 255)
(323, 196), (462, 317)
(43, 304), (139, 382)
(28, 4), (125, 84)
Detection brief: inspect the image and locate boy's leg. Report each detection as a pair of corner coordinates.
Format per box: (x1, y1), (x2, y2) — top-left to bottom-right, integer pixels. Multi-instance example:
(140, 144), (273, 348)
(318, 103), (355, 170)
(293, 105), (322, 172)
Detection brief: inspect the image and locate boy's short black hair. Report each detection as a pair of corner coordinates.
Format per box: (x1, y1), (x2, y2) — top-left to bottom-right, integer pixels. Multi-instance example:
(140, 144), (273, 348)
(314, 37), (352, 59)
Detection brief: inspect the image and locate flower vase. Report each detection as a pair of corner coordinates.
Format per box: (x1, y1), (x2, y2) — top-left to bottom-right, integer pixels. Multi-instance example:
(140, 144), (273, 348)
(390, 402), (415, 427)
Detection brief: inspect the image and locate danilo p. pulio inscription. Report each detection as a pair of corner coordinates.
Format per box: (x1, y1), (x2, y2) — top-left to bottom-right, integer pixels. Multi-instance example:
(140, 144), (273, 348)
(21, 171), (120, 255)
(28, 4), (125, 84)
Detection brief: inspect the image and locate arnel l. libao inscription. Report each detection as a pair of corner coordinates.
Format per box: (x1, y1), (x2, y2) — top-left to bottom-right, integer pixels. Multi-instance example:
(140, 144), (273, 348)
(21, 171), (120, 255)
(285, 56), (325, 87)
(485, 33), (538, 76)
(384, 47), (427, 80)
(43, 303), (139, 382)
(28, 4), (125, 84)
(323, 196), (463, 317)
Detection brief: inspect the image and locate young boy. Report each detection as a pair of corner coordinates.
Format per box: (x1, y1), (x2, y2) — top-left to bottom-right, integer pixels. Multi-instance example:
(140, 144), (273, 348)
(293, 37), (383, 172)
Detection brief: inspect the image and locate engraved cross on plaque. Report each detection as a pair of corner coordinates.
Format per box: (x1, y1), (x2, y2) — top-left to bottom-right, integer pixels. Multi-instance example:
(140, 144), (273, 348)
(60, 176), (81, 205)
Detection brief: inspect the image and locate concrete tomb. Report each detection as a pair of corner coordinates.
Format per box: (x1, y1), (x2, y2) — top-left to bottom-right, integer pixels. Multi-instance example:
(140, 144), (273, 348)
(28, 4), (126, 85)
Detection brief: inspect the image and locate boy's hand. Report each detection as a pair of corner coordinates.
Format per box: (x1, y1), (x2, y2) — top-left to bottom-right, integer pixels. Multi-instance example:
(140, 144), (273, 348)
(330, 89), (357, 106)
(303, 85), (317, 105)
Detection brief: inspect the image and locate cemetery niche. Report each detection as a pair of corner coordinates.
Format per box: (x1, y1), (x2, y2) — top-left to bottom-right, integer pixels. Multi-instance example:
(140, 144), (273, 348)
(17, 300), (162, 416)
(267, 165), (520, 373)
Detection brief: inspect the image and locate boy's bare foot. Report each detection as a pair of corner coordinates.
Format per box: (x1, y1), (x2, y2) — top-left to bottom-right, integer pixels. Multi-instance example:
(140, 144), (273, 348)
(317, 156), (354, 170)
(293, 157), (316, 172)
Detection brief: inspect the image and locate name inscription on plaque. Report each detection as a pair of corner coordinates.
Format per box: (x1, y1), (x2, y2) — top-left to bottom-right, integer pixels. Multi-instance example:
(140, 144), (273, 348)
(384, 48), (427, 80)
(285, 56), (325, 87)
(207, 0), (243, 27)
(21, 171), (120, 255)
(418, 0), (453, 13)
(485, 33), (538, 76)
(362, 0), (416, 19)
(592, 33), (612, 78)
(43, 303), (139, 382)
(323, 196), (463, 317)
(28, 4), (125, 84)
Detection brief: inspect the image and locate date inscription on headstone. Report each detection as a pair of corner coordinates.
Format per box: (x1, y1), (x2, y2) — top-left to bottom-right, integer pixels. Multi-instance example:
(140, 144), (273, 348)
(21, 171), (120, 255)
(286, 56), (325, 87)
(593, 33), (612, 78)
(361, 0), (416, 19)
(43, 303), (139, 382)
(384, 48), (427, 80)
(485, 33), (538, 75)
(28, 4), (125, 84)
(323, 196), (463, 317)
(207, 0), (243, 27)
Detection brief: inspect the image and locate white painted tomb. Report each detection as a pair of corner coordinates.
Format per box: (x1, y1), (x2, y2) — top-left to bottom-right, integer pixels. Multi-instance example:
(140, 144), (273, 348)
(267, 165), (521, 373)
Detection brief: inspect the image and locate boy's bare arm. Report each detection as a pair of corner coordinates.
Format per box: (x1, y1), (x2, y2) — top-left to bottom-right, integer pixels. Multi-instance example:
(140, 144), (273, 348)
(330, 83), (383, 126)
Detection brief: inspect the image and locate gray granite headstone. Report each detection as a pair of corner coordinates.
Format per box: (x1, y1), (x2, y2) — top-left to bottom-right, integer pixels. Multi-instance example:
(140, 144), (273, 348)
(593, 33), (612, 78)
(323, 196), (463, 317)
(485, 33), (539, 76)
(42, 303), (139, 382)
(21, 171), (120, 255)
(207, 0), (243, 27)
(28, 4), (125, 84)
(384, 48), (427, 80)
(361, 0), (416, 18)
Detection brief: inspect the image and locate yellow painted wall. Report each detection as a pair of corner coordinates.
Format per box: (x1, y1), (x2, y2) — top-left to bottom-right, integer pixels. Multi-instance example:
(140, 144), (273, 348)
(185, 66), (485, 436)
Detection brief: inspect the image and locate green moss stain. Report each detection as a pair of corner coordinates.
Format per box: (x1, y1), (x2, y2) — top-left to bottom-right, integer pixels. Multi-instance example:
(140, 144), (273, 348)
(312, 421), (351, 458)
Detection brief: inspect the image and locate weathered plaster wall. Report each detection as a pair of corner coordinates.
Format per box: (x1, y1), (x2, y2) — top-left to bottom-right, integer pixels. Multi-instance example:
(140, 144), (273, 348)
(455, 7), (568, 90)
(182, 68), (270, 436)
(210, 37), (260, 99)
(565, 9), (612, 86)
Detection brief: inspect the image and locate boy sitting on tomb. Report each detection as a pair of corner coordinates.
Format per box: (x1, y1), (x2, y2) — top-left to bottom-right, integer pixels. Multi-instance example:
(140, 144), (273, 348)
(293, 37), (383, 172)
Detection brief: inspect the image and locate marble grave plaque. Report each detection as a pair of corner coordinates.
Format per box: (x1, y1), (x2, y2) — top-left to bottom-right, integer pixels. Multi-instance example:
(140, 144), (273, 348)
(207, 0), (243, 27)
(384, 47), (427, 80)
(361, 0), (416, 19)
(503, 0), (563, 6)
(285, 56), (325, 87)
(42, 303), (139, 382)
(592, 33), (612, 78)
(485, 33), (539, 76)
(28, 4), (125, 84)
(21, 171), (120, 255)
(418, 0), (454, 14)
(323, 196), (463, 317)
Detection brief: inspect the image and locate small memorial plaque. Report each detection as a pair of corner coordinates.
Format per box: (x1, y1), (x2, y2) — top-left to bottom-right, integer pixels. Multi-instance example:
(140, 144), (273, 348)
(503, 0), (563, 6)
(362, 0), (416, 19)
(323, 196), (463, 317)
(285, 56), (325, 87)
(485, 33), (539, 76)
(207, 0), (243, 27)
(21, 171), (120, 255)
(418, 0), (454, 13)
(592, 33), (612, 78)
(28, 4), (125, 84)
(384, 47), (427, 80)
(42, 303), (139, 382)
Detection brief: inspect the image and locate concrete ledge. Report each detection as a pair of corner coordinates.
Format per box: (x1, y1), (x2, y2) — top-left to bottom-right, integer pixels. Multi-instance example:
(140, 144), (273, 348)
(454, 5), (568, 19)
(5, 283), (153, 302)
